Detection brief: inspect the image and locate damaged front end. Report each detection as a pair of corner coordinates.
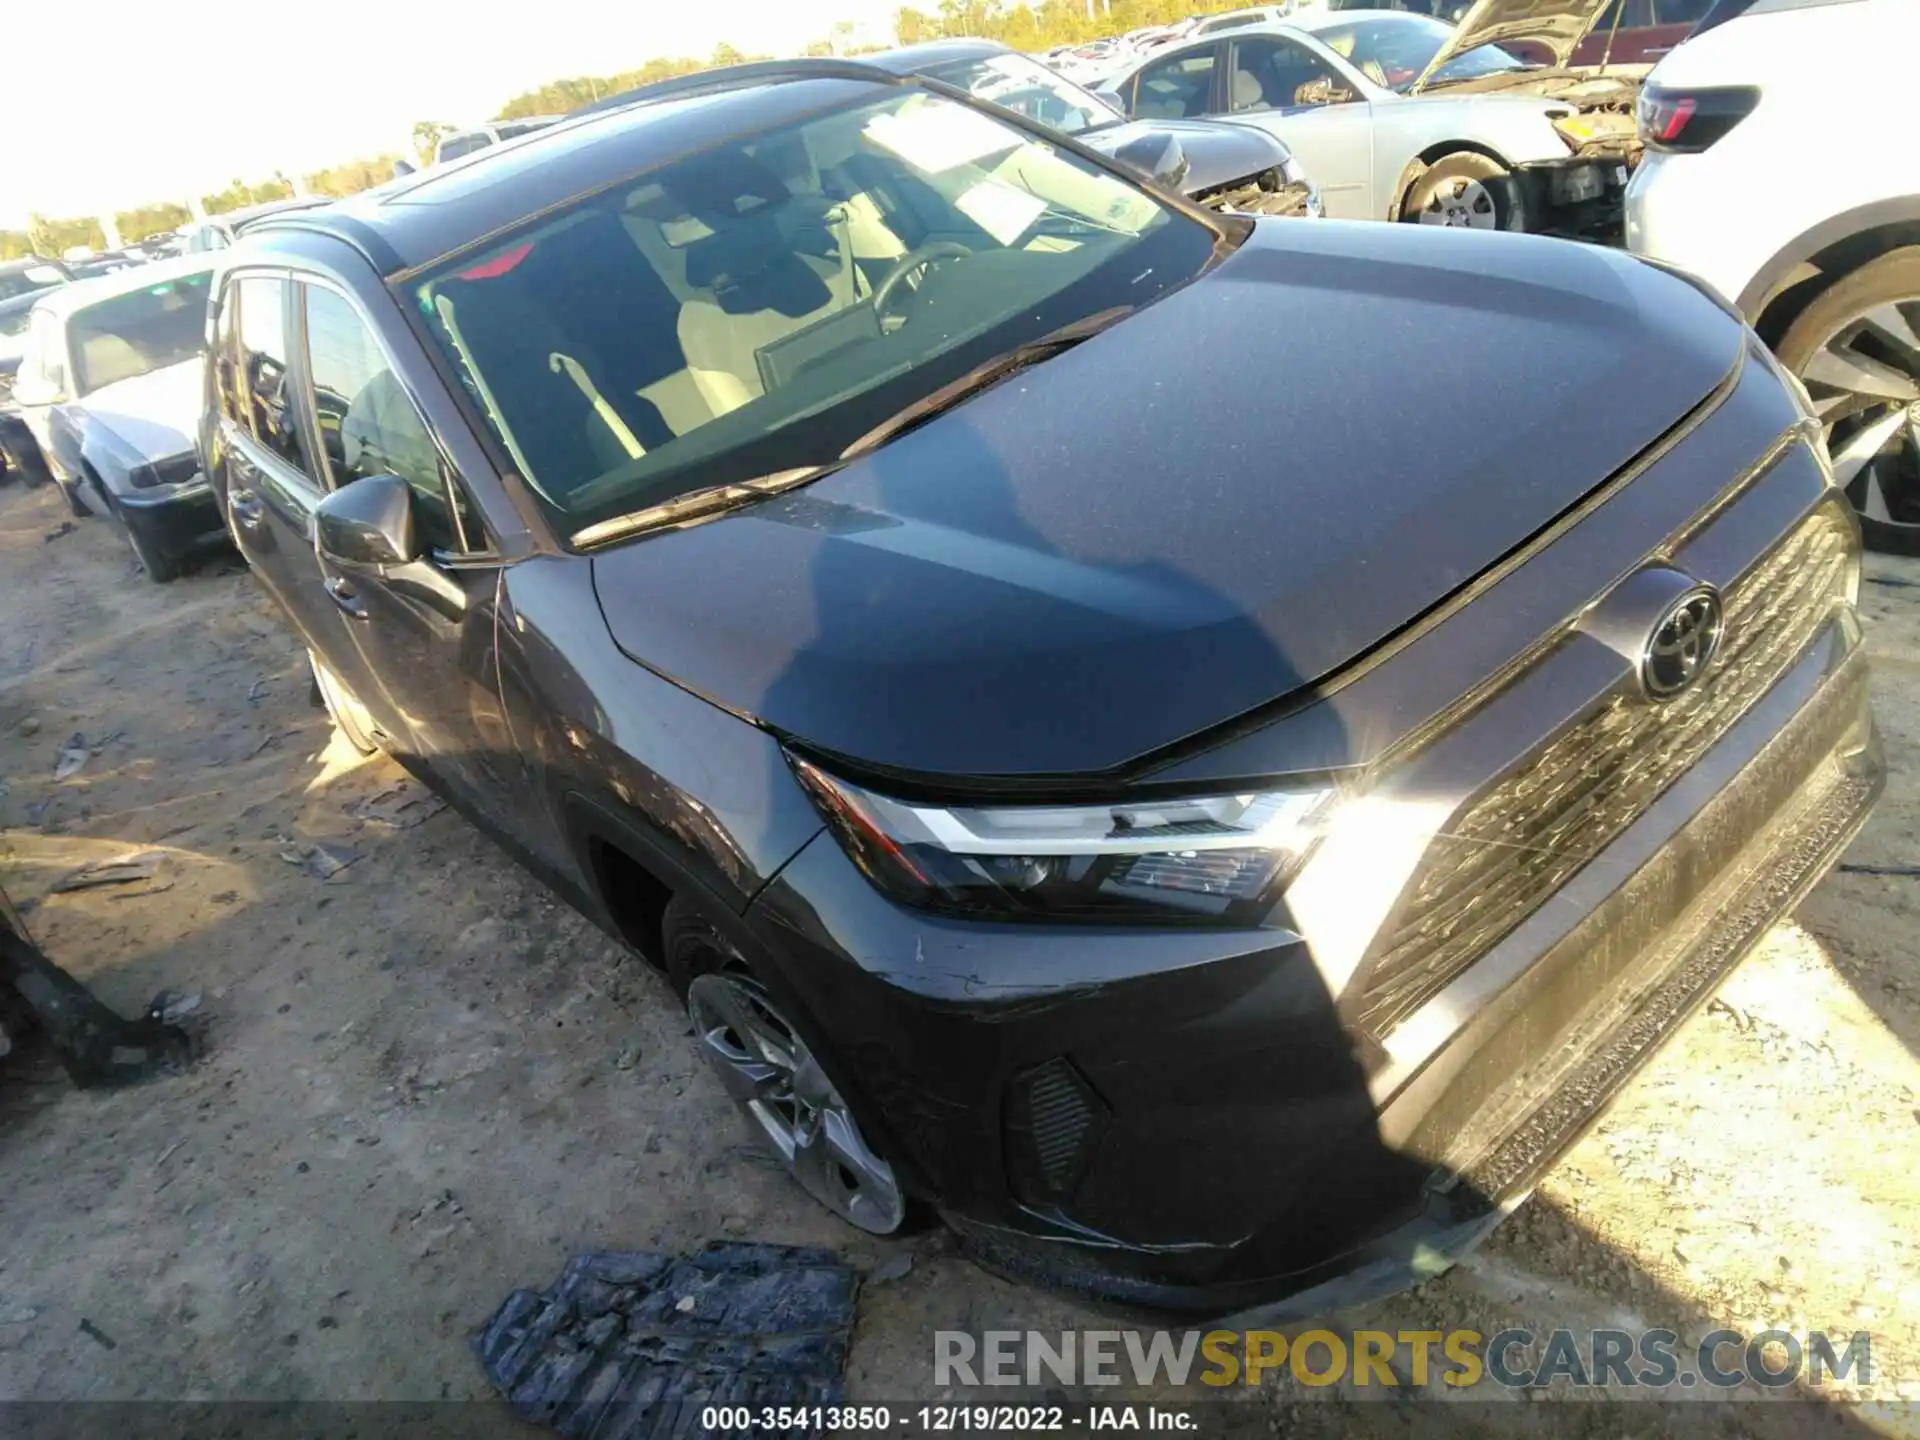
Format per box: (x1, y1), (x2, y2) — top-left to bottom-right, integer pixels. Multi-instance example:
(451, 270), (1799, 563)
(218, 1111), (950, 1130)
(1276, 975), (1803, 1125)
(1193, 162), (1322, 220)
(1414, 0), (1651, 238)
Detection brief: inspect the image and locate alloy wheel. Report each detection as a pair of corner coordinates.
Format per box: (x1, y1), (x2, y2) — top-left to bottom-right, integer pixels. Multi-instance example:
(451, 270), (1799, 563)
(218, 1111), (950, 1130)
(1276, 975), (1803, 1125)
(686, 972), (905, 1234)
(1798, 299), (1920, 542)
(1417, 177), (1497, 229)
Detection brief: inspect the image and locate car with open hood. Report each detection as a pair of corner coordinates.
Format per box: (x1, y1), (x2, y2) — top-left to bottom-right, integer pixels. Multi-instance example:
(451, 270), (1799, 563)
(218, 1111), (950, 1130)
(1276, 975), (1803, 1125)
(208, 59), (1877, 1311)
(11, 256), (222, 579)
(1099, 1), (1645, 233)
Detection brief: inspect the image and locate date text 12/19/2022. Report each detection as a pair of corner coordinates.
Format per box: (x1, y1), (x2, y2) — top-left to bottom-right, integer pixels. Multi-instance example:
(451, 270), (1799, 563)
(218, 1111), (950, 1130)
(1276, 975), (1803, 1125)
(699, 1406), (1197, 1432)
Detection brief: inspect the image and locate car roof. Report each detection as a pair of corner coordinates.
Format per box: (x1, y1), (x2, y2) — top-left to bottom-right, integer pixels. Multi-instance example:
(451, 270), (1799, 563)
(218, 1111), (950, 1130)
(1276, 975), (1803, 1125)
(29, 254), (215, 321)
(862, 38), (1015, 73)
(242, 67), (910, 280)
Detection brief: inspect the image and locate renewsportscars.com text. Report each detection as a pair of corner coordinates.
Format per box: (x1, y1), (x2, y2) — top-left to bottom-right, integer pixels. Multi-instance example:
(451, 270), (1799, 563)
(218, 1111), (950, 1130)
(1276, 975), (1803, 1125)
(934, 1327), (1872, 1392)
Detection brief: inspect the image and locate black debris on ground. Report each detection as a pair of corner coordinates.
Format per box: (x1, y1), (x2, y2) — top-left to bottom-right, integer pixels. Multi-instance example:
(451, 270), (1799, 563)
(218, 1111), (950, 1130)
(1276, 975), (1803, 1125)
(475, 1242), (858, 1439)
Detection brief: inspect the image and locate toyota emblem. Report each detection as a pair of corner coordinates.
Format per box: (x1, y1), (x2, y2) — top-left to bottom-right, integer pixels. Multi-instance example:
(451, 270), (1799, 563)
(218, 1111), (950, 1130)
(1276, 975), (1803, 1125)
(1641, 586), (1723, 700)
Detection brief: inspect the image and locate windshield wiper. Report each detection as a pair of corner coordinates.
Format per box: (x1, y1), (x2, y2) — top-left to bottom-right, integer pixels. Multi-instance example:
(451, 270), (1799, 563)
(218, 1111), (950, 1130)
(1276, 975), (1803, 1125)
(838, 305), (1133, 461)
(570, 464), (840, 549)
(570, 307), (1133, 550)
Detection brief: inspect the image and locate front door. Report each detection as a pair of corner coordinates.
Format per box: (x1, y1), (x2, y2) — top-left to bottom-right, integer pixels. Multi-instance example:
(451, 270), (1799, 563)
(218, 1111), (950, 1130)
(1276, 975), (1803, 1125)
(290, 279), (522, 831)
(215, 273), (380, 704)
(1224, 35), (1377, 219)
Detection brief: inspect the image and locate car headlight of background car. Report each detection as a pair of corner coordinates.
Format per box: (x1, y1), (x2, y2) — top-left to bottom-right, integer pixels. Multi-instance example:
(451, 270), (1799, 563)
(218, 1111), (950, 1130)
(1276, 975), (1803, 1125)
(792, 756), (1335, 924)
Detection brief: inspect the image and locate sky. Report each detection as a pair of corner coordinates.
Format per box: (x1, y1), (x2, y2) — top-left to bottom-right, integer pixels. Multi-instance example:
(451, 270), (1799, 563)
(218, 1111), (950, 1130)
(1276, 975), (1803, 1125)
(0, 0), (906, 227)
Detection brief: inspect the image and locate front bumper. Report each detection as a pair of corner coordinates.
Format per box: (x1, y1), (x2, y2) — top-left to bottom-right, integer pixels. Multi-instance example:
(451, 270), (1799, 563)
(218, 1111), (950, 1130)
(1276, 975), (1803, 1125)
(741, 419), (1879, 1314)
(118, 481), (227, 557)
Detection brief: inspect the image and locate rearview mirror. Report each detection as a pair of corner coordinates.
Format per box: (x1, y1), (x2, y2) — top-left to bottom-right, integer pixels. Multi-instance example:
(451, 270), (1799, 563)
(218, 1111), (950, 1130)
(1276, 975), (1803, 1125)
(1092, 87), (1130, 118)
(1110, 132), (1190, 191)
(315, 473), (420, 572)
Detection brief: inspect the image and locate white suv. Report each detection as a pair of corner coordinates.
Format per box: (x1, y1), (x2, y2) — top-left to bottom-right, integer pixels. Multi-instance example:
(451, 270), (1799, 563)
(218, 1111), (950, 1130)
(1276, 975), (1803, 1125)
(1625, 0), (1920, 553)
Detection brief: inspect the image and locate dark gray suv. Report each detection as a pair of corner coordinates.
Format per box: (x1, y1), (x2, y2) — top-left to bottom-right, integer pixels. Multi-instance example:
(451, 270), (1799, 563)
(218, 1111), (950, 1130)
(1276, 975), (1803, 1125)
(206, 59), (1880, 1313)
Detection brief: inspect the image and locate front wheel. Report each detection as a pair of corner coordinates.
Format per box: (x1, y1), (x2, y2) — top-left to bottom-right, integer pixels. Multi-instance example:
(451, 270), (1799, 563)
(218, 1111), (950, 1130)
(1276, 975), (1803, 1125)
(667, 898), (908, 1236)
(1775, 247), (1920, 555)
(1402, 153), (1522, 232)
(107, 495), (184, 583)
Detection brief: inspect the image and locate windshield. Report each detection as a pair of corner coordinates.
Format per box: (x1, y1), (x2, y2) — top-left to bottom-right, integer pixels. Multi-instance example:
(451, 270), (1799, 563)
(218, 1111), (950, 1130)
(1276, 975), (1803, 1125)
(69, 272), (213, 395)
(925, 53), (1117, 137)
(410, 86), (1217, 539)
(0, 264), (66, 304)
(1307, 15), (1529, 90)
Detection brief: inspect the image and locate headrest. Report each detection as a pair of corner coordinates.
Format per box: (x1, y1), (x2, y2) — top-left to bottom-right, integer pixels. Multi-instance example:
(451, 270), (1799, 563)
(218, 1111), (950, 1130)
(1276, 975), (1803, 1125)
(1231, 69), (1267, 109)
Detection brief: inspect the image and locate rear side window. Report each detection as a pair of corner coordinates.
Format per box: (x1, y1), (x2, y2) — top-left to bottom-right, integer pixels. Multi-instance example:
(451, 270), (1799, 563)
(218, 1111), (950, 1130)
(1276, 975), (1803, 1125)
(233, 276), (313, 477)
(301, 285), (465, 552)
(1134, 51), (1218, 118)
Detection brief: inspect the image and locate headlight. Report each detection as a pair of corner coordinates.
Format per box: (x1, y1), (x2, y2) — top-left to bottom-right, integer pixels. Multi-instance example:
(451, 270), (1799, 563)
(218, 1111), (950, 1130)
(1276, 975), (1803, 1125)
(791, 756), (1335, 925)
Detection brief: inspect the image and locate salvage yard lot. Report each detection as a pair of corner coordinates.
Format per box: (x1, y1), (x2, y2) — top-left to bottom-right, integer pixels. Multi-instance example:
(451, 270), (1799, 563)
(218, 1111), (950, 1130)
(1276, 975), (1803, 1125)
(1, 474), (1918, 1430)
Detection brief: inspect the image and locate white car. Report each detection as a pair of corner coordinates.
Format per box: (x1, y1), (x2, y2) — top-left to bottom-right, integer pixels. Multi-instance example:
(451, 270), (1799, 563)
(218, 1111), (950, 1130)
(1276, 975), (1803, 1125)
(1098, 1), (1639, 230)
(11, 256), (222, 580)
(1625, 0), (1920, 554)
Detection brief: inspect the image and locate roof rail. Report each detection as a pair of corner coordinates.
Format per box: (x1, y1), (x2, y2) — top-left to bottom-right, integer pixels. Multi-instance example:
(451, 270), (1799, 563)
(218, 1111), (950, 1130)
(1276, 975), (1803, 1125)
(568, 58), (904, 120)
(242, 214), (409, 278)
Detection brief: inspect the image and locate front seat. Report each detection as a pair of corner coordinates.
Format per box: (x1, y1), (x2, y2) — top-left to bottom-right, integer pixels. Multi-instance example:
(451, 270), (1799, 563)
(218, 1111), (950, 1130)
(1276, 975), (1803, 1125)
(1231, 67), (1270, 112)
(677, 216), (850, 418)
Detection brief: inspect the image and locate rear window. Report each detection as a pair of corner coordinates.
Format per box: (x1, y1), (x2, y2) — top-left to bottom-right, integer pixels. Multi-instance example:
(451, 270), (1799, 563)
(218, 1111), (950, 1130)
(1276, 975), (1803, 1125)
(68, 272), (212, 395)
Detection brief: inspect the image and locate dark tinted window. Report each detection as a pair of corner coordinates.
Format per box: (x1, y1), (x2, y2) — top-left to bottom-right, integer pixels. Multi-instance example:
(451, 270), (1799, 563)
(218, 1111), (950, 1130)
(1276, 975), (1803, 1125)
(68, 271), (212, 395)
(234, 277), (312, 475)
(1134, 50), (1218, 118)
(303, 285), (462, 552)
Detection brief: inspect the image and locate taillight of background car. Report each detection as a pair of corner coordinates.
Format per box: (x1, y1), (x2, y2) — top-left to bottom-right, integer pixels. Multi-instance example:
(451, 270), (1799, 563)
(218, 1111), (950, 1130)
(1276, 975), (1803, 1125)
(1637, 86), (1761, 154)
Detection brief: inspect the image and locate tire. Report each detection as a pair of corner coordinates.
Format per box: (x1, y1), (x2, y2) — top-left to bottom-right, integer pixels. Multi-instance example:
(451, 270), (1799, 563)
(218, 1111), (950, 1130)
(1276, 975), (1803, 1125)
(104, 493), (184, 584)
(1401, 152), (1523, 232)
(55, 474), (92, 518)
(309, 652), (381, 756)
(1774, 248), (1920, 556)
(665, 896), (910, 1236)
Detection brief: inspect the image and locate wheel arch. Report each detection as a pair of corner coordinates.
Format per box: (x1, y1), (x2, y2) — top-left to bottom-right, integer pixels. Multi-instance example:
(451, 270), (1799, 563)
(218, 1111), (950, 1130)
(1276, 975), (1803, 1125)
(1386, 140), (1515, 222)
(1741, 197), (1920, 347)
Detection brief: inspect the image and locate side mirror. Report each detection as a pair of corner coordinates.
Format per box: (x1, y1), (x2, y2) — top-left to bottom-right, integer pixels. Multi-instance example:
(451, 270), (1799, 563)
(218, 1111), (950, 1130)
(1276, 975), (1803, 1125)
(1092, 86), (1130, 118)
(315, 473), (420, 572)
(391, 158), (416, 179)
(1111, 132), (1190, 191)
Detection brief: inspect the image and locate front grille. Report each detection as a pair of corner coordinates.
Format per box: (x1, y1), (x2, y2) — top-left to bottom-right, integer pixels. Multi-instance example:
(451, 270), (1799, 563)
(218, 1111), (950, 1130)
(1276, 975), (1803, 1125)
(1355, 503), (1857, 1036)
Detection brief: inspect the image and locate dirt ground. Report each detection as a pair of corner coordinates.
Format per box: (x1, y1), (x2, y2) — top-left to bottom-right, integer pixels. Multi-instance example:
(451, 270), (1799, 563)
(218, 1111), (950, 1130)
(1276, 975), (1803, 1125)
(2, 474), (1918, 1431)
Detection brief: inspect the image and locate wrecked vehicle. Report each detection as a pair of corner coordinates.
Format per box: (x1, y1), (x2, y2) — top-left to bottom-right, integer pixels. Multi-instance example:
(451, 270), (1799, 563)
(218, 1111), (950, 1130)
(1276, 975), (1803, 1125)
(870, 40), (1320, 219)
(0, 880), (190, 1086)
(1098, 1), (1648, 235)
(208, 61), (1879, 1312)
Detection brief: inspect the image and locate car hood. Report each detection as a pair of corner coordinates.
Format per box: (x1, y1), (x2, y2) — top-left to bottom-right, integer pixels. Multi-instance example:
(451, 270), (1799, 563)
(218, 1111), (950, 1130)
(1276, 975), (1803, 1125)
(1412, 0), (1615, 91)
(76, 357), (203, 460)
(591, 221), (1740, 781)
(1080, 117), (1291, 196)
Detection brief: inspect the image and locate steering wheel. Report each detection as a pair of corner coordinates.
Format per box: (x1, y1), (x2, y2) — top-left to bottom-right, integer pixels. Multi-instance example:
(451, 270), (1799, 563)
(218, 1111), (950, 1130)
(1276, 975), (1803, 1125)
(872, 241), (974, 315)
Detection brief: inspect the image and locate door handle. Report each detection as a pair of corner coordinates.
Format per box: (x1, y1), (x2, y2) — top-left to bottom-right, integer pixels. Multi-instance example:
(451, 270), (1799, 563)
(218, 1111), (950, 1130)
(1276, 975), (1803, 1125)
(228, 487), (265, 529)
(325, 575), (369, 620)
